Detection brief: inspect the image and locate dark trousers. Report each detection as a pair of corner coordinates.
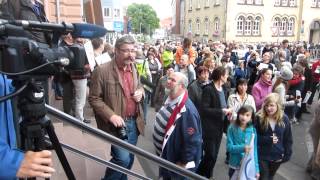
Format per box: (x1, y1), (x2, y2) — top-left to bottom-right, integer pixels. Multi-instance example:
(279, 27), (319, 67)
(196, 132), (223, 178)
(61, 80), (74, 115)
(259, 160), (281, 180)
(228, 168), (235, 179)
(308, 81), (319, 105)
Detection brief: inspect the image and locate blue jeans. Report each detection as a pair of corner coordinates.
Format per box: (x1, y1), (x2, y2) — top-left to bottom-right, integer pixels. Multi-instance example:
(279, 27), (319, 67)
(103, 118), (138, 180)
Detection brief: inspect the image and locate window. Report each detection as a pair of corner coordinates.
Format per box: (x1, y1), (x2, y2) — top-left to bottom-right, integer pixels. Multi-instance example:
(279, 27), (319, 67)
(280, 18), (288, 35)
(287, 18), (295, 35)
(188, 20), (192, 32)
(205, 0), (210, 7)
(311, 0), (319, 7)
(103, 7), (111, 17)
(214, 0), (220, 5)
(273, 17), (281, 35)
(255, 0), (263, 5)
(275, 0), (281, 6)
(252, 16), (261, 35)
(281, 0), (288, 6)
(189, 0), (193, 10)
(237, 16), (245, 35)
(289, 0), (296, 6)
(238, 0), (245, 3)
(244, 17), (253, 35)
(247, 0), (253, 4)
(196, 19), (200, 34)
(204, 18), (209, 34)
(113, 8), (120, 18)
(197, 0), (201, 8)
(214, 17), (220, 32)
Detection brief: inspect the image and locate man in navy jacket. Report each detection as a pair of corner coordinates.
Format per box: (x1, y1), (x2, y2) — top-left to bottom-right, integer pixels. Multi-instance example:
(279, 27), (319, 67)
(0, 74), (55, 179)
(153, 72), (202, 179)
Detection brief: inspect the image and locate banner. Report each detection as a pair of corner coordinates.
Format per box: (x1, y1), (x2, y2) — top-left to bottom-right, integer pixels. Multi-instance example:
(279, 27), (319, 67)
(239, 133), (256, 180)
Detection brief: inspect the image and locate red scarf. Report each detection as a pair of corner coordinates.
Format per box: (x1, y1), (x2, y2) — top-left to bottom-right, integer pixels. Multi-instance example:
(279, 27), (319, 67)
(165, 91), (189, 133)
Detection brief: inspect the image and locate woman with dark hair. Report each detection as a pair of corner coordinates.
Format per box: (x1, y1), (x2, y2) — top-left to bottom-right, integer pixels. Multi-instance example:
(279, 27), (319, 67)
(228, 78), (256, 121)
(296, 57), (313, 117)
(252, 68), (273, 111)
(197, 66), (232, 178)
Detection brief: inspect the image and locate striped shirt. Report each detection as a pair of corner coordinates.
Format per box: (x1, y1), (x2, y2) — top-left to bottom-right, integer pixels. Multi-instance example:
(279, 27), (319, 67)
(153, 93), (184, 155)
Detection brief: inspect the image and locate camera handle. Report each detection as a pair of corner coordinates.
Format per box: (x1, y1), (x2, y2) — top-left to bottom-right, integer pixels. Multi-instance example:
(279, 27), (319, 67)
(16, 80), (75, 180)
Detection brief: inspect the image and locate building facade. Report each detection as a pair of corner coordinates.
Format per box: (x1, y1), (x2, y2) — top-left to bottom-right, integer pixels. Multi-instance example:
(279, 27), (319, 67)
(101, 0), (124, 33)
(183, 0), (320, 43)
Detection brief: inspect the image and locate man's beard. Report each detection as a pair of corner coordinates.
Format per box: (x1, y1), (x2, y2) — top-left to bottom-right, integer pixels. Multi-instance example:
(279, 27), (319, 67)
(165, 86), (179, 96)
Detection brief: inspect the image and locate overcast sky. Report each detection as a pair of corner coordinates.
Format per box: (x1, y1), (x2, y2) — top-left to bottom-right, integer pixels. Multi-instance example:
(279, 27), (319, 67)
(123, 0), (172, 20)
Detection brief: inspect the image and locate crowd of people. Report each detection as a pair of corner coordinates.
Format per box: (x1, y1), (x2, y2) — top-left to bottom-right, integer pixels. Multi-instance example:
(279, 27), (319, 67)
(58, 35), (319, 180)
(50, 35), (320, 180)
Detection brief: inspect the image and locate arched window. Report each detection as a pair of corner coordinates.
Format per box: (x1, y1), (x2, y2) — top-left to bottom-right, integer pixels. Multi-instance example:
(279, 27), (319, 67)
(252, 16), (261, 35)
(281, 0), (288, 6)
(280, 17), (288, 35)
(214, 17), (220, 32)
(287, 17), (295, 35)
(273, 17), (281, 35)
(188, 20), (192, 32)
(244, 16), (253, 35)
(204, 18), (209, 34)
(196, 18), (200, 34)
(237, 16), (245, 35)
(289, 0), (296, 6)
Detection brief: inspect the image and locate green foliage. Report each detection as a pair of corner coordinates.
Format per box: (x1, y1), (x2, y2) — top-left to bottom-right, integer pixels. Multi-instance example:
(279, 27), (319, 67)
(127, 3), (160, 35)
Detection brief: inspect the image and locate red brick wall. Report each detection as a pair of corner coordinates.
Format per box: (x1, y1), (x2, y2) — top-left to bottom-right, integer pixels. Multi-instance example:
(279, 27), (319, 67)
(45, 0), (83, 23)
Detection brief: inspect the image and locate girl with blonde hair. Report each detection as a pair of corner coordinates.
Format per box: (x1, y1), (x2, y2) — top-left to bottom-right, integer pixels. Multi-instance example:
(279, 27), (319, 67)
(254, 93), (293, 180)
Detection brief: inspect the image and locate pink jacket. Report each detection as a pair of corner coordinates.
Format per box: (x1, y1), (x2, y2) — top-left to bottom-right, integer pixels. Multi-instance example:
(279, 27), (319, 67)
(252, 79), (272, 111)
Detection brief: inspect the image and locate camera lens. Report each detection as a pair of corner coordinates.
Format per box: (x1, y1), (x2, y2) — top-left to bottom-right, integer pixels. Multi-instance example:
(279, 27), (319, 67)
(118, 126), (128, 140)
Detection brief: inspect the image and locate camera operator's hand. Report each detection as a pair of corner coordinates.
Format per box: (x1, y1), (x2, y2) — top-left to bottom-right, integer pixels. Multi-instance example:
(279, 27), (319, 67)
(110, 115), (125, 127)
(16, 150), (55, 178)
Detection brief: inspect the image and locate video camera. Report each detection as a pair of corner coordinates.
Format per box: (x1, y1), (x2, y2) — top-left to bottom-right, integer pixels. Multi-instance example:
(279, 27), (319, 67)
(0, 19), (107, 80)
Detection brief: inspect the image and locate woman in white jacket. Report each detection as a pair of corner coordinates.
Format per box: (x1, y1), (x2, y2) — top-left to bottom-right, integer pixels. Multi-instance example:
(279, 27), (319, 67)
(228, 78), (256, 121)
(272, 66), (298, 109)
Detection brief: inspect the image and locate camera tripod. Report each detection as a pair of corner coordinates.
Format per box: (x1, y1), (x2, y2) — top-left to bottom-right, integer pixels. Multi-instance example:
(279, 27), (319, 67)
(14, 79), (75, 180)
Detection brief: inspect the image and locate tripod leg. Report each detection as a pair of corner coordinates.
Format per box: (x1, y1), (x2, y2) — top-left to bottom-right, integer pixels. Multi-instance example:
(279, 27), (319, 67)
(45, 120), (76, 180)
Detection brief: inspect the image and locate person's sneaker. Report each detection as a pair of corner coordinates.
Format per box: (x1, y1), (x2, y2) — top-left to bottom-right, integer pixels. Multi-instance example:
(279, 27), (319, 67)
(83, 119), (91, 123)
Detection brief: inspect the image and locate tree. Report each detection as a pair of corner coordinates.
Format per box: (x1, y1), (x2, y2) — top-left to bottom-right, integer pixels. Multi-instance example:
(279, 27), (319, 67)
(127, 3), (160, 35)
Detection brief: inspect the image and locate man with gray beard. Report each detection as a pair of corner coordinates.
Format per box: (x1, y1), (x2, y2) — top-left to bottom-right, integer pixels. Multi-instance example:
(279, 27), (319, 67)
(152, 72), (202, 179)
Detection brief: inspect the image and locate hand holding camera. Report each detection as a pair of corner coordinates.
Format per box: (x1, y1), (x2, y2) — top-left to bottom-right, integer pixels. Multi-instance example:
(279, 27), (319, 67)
(110, 115), (125, 128)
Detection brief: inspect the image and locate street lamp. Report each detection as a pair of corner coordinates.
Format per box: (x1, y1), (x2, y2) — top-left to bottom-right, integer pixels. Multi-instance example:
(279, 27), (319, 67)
(140, 22), (142, 34)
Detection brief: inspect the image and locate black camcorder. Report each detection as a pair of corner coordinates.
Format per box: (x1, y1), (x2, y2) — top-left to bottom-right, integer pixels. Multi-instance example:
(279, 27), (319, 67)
(0, 19), (107, 80)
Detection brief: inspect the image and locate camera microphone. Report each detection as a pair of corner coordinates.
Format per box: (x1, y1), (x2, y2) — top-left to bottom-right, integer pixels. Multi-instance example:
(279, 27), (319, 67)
(7, 20), (107, 39)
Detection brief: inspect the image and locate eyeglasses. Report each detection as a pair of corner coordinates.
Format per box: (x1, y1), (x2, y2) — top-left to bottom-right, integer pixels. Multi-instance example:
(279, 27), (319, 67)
(119, 48), (136, 54)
